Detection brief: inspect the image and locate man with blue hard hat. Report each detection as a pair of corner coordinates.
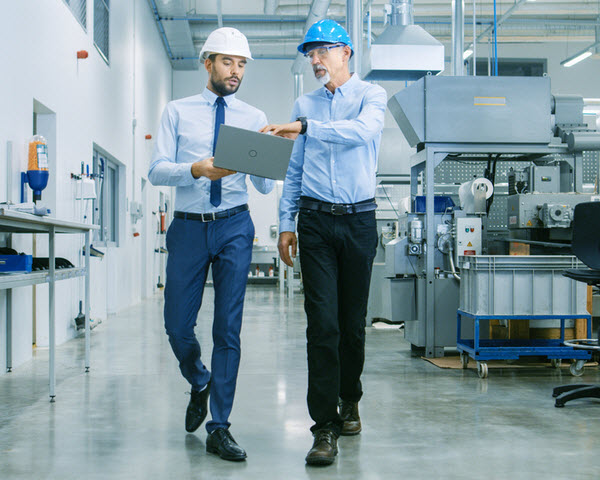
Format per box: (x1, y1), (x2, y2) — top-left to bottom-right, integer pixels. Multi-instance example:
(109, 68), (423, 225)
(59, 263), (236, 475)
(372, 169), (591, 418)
(261, 19), (387, 466)
(149, 27), (274, 462)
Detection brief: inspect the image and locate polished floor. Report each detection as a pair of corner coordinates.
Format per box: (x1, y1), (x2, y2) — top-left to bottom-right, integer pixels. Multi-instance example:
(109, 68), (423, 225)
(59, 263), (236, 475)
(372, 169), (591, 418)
(1, 285), (600, 479)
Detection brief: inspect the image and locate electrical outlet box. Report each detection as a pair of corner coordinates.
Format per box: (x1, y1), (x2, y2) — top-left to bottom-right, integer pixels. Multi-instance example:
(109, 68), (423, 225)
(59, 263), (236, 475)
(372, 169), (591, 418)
(455, 217), (482, 258)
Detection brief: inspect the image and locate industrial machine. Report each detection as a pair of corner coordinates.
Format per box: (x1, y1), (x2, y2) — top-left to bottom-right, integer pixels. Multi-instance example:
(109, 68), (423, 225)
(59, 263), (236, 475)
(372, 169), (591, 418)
(384, 75), (600, 357)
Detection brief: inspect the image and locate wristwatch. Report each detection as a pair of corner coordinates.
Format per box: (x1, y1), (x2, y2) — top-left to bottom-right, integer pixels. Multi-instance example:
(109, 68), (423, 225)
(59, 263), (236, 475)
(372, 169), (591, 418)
(296, 116), (308, 135)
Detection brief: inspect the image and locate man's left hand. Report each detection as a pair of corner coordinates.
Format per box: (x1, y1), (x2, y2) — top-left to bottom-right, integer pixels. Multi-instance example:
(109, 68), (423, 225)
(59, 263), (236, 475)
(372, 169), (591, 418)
(259, 122), (301, 140)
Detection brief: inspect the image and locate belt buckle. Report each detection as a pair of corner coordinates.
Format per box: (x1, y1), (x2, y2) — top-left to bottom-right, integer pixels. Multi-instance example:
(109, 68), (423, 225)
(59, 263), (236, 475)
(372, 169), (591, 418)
(202, 212), (216, 222)
(331, 204), (346, 215)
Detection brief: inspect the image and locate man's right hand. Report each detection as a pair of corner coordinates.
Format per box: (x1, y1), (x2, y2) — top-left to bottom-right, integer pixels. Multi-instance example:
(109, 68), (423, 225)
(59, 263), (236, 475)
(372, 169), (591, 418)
(278, 232), (297, 268)
(191, 157), (236, 181)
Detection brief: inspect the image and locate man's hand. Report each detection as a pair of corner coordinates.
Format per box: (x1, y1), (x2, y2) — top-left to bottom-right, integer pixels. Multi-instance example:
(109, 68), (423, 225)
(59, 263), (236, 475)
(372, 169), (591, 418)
(259, 122), (301, 140)
(191, 157), (236, 180)
(278, 232), (297, 268)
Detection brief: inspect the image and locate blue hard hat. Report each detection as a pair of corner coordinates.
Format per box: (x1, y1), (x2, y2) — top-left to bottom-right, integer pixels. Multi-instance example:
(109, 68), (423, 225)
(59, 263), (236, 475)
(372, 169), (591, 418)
(297, 19), (354, 55)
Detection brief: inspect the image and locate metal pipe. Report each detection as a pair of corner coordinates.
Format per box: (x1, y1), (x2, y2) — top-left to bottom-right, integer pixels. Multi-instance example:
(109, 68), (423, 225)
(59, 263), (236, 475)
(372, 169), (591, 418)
(216, 0), (223, 28)
(264, 0), (279, 15)
(472, 0), (476, 76)
(346, 0), (363, 76)
(466, 0), (528, 50)
(148, 0), (175, 59)
(493, 0), (498, 76)
(291, 0), (331, 75)
(389, 0), (413, 26)
(452, 0), (465, 76)
(294, 73), (304, 99)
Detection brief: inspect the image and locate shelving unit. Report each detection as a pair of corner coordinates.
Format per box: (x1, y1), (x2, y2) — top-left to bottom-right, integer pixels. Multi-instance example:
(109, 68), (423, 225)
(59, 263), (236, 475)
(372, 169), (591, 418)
(0, 208), (98, 401)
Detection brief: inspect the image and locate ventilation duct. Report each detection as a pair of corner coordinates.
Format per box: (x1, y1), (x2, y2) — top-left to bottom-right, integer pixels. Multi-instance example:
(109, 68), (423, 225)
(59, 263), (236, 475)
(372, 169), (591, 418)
(362, 0), (445, 81)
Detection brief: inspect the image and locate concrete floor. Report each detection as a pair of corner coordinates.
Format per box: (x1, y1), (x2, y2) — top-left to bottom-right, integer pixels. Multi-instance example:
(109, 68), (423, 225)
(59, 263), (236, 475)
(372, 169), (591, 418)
(1, 285), (600, 480)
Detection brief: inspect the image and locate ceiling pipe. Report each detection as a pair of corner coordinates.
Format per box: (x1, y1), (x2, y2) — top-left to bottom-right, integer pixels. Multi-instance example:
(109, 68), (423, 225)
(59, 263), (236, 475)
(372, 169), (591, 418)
(264, 0), (279, 15)
(466, 0), (528, 51)
(346, 0), (363, 76)
(291, 0), (332, 75)
(452, 0), (465, 76)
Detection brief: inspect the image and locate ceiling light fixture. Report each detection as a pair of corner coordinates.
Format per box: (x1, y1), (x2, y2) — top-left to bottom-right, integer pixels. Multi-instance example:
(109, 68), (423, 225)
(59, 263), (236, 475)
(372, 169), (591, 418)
(561, 50), (593, 68)
(561, 38), (600, 68)
(463, 48), (474, 60)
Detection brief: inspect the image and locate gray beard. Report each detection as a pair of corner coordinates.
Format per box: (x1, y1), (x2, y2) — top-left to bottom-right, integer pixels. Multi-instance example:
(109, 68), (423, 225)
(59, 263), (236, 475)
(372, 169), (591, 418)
(316, 71), (331, 86)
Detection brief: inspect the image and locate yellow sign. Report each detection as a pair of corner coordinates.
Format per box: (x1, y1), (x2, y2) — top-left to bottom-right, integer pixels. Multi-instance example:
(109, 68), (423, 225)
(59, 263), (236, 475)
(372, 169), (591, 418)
(474, 96), (506, 106)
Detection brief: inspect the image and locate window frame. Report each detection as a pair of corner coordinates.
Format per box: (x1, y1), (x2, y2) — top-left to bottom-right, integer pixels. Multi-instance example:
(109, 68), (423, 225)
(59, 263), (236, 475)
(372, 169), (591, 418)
(93, 0), (110, 64)
(92, 147), (120, 247)
(62, 0), (87, 32)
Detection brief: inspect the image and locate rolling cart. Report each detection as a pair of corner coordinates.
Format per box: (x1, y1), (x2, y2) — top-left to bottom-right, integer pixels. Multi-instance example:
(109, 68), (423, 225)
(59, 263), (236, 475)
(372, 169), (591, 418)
(457, 309), (592, 379)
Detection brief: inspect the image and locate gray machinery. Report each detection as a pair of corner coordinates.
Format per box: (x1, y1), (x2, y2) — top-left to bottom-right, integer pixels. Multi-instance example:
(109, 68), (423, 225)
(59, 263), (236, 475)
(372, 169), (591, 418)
(386, 75), (600, 357)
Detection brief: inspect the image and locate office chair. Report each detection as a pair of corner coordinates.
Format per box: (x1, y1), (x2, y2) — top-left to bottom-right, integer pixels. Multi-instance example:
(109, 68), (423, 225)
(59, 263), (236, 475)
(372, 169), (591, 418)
(553, 201), (600, 408)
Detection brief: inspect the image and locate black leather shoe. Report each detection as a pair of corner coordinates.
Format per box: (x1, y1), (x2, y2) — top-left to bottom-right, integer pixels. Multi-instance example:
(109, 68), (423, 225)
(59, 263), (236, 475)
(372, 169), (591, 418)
(305, 429), (338, 466)
(185, 382), (210, 433)
(340, 400), (361, 436)
(206, 428), (247, 461)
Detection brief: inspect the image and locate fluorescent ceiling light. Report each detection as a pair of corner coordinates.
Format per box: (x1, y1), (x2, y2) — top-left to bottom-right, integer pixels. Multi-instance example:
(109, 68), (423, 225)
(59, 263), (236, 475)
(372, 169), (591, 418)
(561, 50), (593, 68)
(463, 49), (473, 60)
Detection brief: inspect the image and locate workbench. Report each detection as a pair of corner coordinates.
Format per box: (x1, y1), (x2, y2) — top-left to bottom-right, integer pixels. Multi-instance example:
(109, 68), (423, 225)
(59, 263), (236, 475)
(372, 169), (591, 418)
(0, 208), (99, 401)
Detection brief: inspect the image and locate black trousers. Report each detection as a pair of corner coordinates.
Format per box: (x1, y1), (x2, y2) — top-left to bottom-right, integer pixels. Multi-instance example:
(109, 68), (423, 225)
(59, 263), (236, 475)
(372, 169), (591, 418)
(297, 207), (378, 435)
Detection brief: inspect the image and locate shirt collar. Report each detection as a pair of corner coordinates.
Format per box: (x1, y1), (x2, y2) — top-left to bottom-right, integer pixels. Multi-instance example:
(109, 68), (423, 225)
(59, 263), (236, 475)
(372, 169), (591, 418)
(321, 73), (359, 98)
(202, 87), (235, 106)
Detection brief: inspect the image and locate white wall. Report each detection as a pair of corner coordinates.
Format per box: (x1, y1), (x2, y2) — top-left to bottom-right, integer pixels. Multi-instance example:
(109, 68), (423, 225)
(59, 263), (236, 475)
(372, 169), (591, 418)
(0, 0), (172, 372)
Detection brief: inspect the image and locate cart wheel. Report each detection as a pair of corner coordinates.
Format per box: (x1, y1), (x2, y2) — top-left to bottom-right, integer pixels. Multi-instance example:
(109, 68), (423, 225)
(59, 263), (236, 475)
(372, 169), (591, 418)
(569, 360), (585, 377)
(477, 362), (488, 379)
(550, 359), (562, 369)
(460, 352), (469, 369)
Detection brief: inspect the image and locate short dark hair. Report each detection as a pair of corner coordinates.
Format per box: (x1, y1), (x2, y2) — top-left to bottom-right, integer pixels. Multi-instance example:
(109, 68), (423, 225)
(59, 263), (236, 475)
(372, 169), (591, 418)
(207, 53), (217, 62)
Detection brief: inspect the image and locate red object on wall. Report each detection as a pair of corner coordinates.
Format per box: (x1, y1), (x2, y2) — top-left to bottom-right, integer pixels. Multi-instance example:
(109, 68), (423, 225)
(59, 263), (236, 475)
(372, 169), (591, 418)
(77, 50), (89, 59)
(160, 211), (166, 233)
(133, 232), (140, 237)
(145, 134), (152, 140)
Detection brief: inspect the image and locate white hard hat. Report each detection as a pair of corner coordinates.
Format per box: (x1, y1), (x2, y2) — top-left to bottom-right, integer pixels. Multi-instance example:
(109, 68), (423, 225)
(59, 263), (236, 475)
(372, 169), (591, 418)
(199, 27), (253, 60)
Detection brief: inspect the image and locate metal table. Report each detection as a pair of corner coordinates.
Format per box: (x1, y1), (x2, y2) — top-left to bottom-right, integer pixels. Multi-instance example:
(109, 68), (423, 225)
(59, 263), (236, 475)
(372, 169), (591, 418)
(0, 208), (99, 401)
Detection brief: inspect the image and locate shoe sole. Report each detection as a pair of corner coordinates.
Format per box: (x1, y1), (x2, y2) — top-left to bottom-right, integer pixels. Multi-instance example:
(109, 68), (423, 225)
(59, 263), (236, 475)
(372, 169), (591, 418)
(305, 454), (337, 466)
(340, 428), (361, 436)
(305, 448), (338, 466)
(206, 445), (247, 461)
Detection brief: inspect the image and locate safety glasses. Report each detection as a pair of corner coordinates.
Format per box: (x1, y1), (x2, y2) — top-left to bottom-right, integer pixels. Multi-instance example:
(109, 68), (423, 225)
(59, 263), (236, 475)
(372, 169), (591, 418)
(304, 43), (345, 61)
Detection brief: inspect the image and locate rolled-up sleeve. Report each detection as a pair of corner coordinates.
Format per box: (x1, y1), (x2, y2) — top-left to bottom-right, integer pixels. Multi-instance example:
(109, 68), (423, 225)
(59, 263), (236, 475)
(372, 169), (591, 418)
(148, 104), (196, 187)
(305, 85), (387, 146)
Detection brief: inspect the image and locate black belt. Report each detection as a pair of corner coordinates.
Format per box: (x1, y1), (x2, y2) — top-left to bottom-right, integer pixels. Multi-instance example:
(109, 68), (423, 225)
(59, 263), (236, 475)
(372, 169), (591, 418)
(299, 197), (376, 215)
(174, 204), (248, 222)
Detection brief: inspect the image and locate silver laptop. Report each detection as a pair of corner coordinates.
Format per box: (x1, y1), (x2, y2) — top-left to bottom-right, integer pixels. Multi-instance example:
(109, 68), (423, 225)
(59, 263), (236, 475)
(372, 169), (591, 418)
(213, 125), (295, 181)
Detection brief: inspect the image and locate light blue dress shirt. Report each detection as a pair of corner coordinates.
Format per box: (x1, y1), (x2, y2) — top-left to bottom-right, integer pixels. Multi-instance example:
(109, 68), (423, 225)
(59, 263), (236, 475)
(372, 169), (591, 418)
(149, 88), (274, 213)
(279, 74), (387, 233)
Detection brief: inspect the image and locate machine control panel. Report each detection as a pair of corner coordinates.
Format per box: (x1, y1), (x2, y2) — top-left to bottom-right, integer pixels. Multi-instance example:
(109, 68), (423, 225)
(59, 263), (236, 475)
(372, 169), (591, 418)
(455, 217), (482, 257)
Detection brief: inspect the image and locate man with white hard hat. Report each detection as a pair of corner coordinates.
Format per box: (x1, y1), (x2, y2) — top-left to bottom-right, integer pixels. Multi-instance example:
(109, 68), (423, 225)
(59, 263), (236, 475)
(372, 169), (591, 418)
(261, 19), (387, 466)
(149, 27), (273, 462)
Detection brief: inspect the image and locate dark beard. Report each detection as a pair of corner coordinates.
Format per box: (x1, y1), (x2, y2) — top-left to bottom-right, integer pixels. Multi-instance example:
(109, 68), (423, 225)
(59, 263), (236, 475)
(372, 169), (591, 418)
(210, 73), (241, 97)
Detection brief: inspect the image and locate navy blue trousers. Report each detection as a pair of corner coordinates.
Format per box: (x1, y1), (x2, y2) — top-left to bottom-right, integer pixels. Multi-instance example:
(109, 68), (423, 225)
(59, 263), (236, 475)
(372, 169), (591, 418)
(164, 210), (254, 433)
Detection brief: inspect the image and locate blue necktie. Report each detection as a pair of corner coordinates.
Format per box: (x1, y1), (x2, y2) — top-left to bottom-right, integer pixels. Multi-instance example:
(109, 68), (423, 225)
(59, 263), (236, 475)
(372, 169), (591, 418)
(210, 96), (226, 207)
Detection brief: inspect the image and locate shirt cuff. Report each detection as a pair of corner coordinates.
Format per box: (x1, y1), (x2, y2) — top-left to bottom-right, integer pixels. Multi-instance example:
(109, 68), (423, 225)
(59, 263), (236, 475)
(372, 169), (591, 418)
(185, 163), (198, 183)
(279, 220), (296, 234)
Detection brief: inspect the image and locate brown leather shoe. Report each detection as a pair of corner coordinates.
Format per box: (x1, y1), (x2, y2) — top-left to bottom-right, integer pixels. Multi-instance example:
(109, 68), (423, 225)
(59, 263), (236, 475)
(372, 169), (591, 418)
(305, 429), (338, 466)
(340, 400), (361, 436)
